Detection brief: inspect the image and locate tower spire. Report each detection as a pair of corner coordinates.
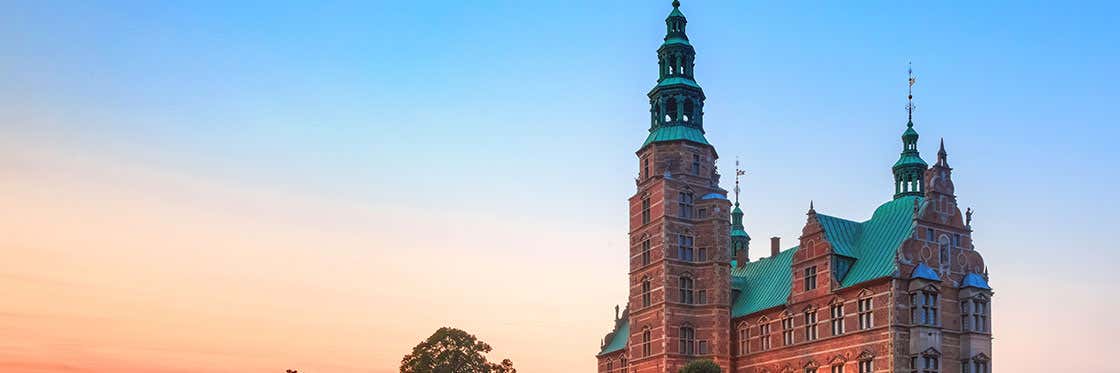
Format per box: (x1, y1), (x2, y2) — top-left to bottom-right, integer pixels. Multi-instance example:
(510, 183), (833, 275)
(730, 157), (750, 263)
(734, 157), (745, 206)
(892, 63), (928, 199)
(640, 0), (710, 151)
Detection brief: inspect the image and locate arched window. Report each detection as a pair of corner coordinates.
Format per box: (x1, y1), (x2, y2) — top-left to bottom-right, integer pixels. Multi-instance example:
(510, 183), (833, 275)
(679, 276), (694, 304)
(641, 277), (651, 307)
(665, 98), (678, 121)
(683, 99), (695, 122)
(642, 328), (651, 357)
(679, 325), (695, 355)
(938, 235), (951, 267)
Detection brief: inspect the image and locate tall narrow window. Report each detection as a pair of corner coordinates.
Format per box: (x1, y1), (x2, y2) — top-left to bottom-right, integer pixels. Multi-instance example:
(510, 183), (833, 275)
(697, 340), (709, 355)
(641, 197), (651, 224)
(643, 158), (650, 180)
(954, 233), (962, 247)
(911, 291), (939, 325)
(697, 289), (707, 305)
(830, 304), (845, 335)
(679, 326), (695, 355)
(831, 365), (844, 373)
(645, 327), (654, 356)
(641, 239), (651, 266)
(973, 360), (988, 373)
(961, 360), (969, 373)
(642, 329), (651, 357)
(806, 368), (818, 373)
(804, 266), (818, 291)
(698, 248), (708, 262)
(926, 228), (935, 241)
(607, 361), (613, 372)
(858, 297), (873, 330)
(782, 316), (795, 346)
(679, 192), (694, 219)
(804, 310), (818, 341)
(737, 326), (749, 356)
(858, 360), (872, 373)
(691, 154), (700, 175)
(679, 276), (694, 304)
(641, 278), (651, 307)
(678, 235), (694, 261)
(759, 323), (771, 350)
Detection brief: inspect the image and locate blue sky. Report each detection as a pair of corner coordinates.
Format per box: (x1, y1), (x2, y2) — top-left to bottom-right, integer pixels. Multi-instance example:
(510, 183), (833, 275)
(1, 1), (1118, 371)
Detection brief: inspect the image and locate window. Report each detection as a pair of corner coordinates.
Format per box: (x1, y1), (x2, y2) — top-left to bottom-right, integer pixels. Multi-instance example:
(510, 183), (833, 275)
(830, 304), (845, 336)
(782, 316), (795, 346)
(679, 276), (694, 304)
(641, 197), (651, 224)
(972, 361), (988, 373)
(642, 329), (651, 357)
(961, 360), (969, 373)
(607, 361), (613, 372)
(698, 208), (707, 219)
(641, 239), (651, 266)
(806, 368), (818, 373)
(922, 356), (939, 373)
(926, 228), (935, 241)
(698, 340), (709, 355)
(679, 192), (694, 218)
(737, 326), (749, 355)
(759, 323), (771, 350)
(910, 291), (939, 326)
(691, 154), (701, 175)
(804, 266), (818, 291)
(804, 310), (818, 341)
(858, 297), (873, 330)
(678, 235), (694, 261)
(697, 289), (707, 305)
(679, 326), (695, 355)
(954, 233), (962, 247)
(643, 158), (650, 180)
(831, 365), (844, 373)
(858, 360), (872, 373)
(960, 299), (971, 331)
(698, 248), (708, 262)
(641, 278), (651, 307)
(973, 301), (988, 332)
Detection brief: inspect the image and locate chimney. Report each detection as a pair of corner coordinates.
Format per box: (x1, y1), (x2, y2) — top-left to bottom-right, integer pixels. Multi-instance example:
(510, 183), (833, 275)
(770, 237), (781, 257)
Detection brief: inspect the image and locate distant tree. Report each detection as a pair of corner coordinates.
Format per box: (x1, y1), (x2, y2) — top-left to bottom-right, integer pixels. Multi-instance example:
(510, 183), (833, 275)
(285, 370), (298, 373)
(400, 327), (517, 373)
(679, 359), (721, 373)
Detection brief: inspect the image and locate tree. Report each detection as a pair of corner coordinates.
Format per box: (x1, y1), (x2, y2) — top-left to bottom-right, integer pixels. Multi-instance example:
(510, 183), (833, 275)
(399, 327), (517, 373)
(679, 359), (721, 373)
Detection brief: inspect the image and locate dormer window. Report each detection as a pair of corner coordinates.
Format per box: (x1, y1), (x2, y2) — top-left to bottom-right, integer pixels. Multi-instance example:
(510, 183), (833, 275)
(804, 266), (818, 291)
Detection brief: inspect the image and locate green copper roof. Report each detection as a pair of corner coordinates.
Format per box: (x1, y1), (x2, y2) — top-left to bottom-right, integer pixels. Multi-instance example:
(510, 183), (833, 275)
(640, 125), (709, 148)
(668, 7), (685, 18)
(597, 318), (628, 356)
(663, 36), (691, 46)
(903, 125), (919, 139)
(731, 248), (796, 316)
(731, 228), (751, 239)
(656, 76), (700, 88)
(730, 196), (920, 317)
(893, 153), (928, 168)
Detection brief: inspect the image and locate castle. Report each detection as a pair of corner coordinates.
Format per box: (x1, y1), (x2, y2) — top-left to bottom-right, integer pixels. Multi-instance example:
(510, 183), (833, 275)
(595, 2), (993, 372)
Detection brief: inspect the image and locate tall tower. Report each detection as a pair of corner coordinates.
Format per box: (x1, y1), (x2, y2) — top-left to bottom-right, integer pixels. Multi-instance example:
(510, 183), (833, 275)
(893, 64), (928, 199)
(730, 162), (750, 266)
(627, 1), (733, 371)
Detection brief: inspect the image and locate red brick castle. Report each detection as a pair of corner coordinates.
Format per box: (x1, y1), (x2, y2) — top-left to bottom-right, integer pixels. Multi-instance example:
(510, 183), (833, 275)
(595, 2), (993, 372)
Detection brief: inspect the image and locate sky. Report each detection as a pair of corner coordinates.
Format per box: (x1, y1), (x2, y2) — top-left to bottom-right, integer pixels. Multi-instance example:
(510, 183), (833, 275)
(1, 1), (1118, 372)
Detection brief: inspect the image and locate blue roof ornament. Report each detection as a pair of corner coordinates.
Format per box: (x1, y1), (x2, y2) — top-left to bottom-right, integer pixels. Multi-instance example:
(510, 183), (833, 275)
(961, 272), (992, 290)
(911, 262), (941, 282)
(701, 192), (728, 200)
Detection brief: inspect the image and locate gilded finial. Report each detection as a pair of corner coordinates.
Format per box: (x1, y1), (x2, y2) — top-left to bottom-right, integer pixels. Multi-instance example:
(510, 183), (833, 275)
(907, 62), (917, 124)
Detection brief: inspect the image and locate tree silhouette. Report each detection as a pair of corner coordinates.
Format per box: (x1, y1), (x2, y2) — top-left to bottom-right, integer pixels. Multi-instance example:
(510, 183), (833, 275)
(679, 359), (721, 373)
(399, 327), (517, 373)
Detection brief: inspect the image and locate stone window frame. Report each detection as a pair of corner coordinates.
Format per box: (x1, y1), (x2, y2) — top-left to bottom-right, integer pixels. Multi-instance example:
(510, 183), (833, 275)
(802, 305), (819, 341)
(909, 284), (941, 326)
(641, 276), (652, 308)
(857, 289), (874, 330)
(678, 323), (696, 356)
(678, 273), (695, 305)
(857, 350), (874, 373)
(780, 311), (795, 346)
(828, 297), (846, 336)
(804, 265), (818, 291)
(757, 316), (772, 351)
(641, 327), (652, 357)
(736, 321), (750, 356)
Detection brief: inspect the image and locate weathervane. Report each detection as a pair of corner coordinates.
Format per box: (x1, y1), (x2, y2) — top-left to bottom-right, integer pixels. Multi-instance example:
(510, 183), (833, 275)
(907, 62), (917, 122)
(734, 158), (746, 204)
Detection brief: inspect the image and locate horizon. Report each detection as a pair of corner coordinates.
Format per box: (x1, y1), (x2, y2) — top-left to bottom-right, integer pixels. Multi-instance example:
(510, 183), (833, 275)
(2, 1), (1118, 372)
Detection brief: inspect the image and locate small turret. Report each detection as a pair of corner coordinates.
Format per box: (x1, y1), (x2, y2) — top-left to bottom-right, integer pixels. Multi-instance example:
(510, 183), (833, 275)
(893, 64), (928, 199)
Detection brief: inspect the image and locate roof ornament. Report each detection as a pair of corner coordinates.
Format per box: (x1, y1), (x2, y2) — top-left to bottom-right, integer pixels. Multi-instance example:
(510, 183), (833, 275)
(614, 305), (620, 321)
(673, 0), (681, 8)
(966, 207), (973, 227)
(907, 61), (917, 124)
(734, 157), (746, 206)
(808, 200), (816, 215)
(937, 138), (949, 167)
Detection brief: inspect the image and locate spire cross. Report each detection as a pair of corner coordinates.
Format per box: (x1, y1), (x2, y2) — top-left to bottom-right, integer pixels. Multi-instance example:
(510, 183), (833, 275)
(734, 158), (746, 204)
(907, 62), (917, 123)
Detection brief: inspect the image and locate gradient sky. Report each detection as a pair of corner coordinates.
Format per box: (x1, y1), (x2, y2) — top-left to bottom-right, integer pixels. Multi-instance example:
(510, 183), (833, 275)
(1, 1), (1118, 372)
